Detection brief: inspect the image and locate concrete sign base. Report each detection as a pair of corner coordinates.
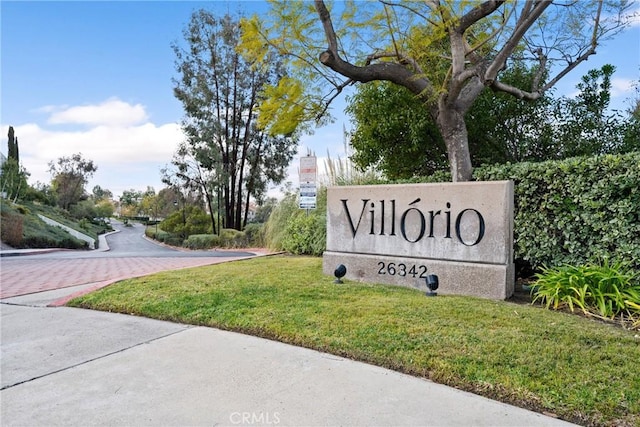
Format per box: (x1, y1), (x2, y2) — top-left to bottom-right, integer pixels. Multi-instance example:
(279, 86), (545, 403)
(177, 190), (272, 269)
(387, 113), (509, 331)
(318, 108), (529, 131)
(323, 251), (515, 300)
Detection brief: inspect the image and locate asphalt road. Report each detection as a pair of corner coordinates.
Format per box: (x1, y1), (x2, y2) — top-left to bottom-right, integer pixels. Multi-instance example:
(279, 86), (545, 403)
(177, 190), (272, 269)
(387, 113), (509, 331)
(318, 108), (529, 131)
(27, 220), (254, 259)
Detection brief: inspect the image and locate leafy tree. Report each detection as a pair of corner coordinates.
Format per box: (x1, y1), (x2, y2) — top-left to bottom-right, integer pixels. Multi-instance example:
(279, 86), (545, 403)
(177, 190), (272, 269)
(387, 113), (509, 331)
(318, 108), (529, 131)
(172, 10), (297, 231)
(7, 126), (19, 162)
(163, 142), (220, 234)
(346, 61), (556, 178)
(29, 181), (56, 206)
(157, 187), (181, 219)
(159, 205), (211, 239)
(1, 126), (29, 202)
(48, 153), (97, 210)
(250, 196), (279, 224)
(551, 64), (638, 157)
(621, 82), (640, 152)
(346, 82), (448, 179)
(91, 185), (113, 202)
(70, 199), (98, 221)
(241, 0), (632, 181)
(1, 158), (29, 202)
(119, 189), (142, 208)
(94, 200), (115, 219)
(118, 188), (154, 217)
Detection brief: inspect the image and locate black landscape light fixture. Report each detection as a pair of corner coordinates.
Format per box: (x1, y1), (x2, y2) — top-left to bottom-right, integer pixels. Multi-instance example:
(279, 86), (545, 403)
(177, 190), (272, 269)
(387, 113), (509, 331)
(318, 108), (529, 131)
(425, 274), (439, 297)
(334, 264), (347, 284)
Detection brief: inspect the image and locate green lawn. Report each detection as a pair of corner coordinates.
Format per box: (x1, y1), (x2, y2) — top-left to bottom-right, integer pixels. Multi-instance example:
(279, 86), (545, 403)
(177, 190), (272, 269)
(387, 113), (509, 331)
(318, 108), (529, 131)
(68, 255), (640, 427)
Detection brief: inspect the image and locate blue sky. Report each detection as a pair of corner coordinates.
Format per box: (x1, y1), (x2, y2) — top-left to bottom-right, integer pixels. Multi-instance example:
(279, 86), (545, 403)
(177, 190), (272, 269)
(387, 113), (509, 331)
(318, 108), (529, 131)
(1, 1), (639, 199)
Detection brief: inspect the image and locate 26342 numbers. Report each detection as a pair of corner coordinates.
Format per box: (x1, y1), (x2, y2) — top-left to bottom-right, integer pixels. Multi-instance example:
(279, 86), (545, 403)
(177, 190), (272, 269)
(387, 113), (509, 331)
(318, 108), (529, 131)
(377, 261), (428, 278)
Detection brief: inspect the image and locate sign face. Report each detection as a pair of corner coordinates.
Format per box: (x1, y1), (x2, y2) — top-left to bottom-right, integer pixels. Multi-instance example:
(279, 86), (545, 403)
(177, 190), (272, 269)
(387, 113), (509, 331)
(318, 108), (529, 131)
(322, 182), (515, 300)
(299, 196), (317, 210)
(299, 156), (317, 209)
(299, 156), (317, 183)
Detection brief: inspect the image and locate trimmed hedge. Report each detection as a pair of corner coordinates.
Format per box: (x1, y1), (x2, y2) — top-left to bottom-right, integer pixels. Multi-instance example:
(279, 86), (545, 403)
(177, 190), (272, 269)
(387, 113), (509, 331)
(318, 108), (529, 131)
(185, 234), (220, 250)
(475, 152), (640, 272)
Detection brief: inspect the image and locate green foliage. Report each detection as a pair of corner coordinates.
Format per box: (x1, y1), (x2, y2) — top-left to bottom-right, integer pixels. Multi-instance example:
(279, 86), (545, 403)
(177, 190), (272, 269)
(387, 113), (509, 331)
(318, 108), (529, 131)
(242, 223), (265, 247)
(250, 197), (278, 224)
(263, 192), (300, 251)
(347, 65), (636, 180)
(281, 213), (326, 256)
(49, 153), (97, 210)
(219, 228), (247, 248)
(184, 234), (220, 250)
(7, 126), (19, 162)
(172, 10), (297, 231)
(264, 188), (327, 255)
(150, 225), (262, 250)
(0, 200), (89, 249)
(346, 82), (448, 179)
(532, 259), (640, 327)
(241, 2), (630, 182)
(476, 152), (640, 273)
(145, 227), (169, 242)
(1, 210), (23, 247)
(159, 205), (211, 237)
(550, 65), (638, 158)
(0, 158), (30, 202)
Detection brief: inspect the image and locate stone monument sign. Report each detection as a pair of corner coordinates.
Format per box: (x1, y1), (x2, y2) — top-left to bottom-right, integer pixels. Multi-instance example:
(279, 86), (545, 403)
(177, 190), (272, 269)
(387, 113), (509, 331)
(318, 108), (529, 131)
(322, 181), (514, 299)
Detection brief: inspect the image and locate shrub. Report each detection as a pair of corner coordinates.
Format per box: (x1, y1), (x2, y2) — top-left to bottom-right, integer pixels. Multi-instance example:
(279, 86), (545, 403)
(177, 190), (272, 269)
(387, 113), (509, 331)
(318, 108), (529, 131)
(281, 213), (326, 256)
(15, 205), (30, 215)
(264, 192), (299, 251)
(265, 188), (327, 255)
(532, 258), (640, 328)
(475, 152), (640, 273)
(219, 228), (246, 248)
(160, 206), (212, 238)
(1, 211), (23, 247)
(163, 236), (184, 247)
(243, 223), (265, 247)
(185, 234), (220, 250)
(145, 227), (170, 242)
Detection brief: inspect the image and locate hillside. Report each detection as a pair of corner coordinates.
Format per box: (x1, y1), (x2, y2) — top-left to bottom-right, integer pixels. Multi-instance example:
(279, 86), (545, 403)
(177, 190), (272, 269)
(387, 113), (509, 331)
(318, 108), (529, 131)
(0, 200), (112, 250)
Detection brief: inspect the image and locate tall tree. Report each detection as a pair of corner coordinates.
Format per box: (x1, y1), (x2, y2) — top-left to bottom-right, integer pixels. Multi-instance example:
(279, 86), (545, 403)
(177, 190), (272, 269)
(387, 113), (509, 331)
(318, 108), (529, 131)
(7, 126), (19, 162)
(0, 159), (29, 203)
(163, 140), (220, 234)
(1, 126), (29, 202)
(91, 185), (113, 202)
(172, 10), (297, 230)
(551, 64), (637, 157)
(241, 0), (632, 181)
(48, 153), (97, 210)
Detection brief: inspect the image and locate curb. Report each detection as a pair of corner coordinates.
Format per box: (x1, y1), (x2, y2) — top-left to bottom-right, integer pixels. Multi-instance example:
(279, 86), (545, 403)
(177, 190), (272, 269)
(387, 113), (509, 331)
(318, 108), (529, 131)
(0, 248), (70, 257)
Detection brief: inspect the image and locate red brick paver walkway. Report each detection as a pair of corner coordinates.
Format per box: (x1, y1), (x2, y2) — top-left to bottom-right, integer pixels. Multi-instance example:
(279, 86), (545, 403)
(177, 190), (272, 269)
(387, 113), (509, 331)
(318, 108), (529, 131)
(0, 256), (250, 300)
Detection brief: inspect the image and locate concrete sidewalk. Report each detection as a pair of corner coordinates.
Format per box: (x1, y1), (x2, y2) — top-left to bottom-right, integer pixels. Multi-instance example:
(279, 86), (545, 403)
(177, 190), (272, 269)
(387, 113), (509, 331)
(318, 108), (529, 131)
(1, 292), (575, 426)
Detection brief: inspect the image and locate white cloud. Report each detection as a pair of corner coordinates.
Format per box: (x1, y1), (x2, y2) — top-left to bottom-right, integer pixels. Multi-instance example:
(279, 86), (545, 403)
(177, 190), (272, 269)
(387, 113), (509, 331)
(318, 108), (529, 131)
(46, 97), (149, 127)
(4, 97), (352, 198)
(1, 98), (185, 196)
(611, 77), (636, 98)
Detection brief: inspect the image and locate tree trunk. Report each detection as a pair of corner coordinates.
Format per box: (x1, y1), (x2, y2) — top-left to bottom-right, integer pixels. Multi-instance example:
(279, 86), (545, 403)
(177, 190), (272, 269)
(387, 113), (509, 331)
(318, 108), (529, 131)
(204, 189), (217, 235)
(436, 104), (473, 182)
